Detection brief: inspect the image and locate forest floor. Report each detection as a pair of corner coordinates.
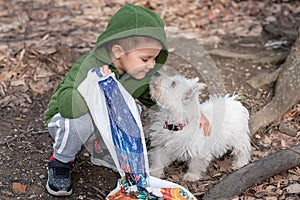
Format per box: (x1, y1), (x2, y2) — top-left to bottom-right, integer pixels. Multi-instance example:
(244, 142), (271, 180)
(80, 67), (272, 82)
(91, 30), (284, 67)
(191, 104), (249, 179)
(0, 0), (299, 199)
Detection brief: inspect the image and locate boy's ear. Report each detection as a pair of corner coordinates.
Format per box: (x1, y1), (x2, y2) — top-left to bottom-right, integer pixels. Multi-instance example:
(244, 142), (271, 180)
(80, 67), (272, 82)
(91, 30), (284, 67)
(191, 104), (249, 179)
(111, 45), (124, 59)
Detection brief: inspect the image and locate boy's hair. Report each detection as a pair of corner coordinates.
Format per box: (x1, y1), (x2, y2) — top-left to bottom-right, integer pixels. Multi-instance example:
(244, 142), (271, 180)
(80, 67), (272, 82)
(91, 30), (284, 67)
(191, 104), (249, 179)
(105, 36), (162, 54)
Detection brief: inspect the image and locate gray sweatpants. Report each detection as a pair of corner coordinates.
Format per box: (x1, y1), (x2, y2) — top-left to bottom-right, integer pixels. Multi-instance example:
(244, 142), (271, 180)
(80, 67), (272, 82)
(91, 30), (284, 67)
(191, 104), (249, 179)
(47, 112), (100, 163)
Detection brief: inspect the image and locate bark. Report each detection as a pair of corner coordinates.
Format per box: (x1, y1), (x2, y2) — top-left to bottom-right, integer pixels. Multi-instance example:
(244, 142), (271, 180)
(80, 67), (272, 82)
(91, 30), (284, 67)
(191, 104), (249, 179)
(203, 144), (300, 200)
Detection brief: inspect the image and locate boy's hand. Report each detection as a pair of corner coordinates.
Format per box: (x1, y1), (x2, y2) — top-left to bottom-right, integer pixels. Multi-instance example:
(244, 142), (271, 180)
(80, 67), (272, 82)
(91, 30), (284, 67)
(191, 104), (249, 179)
(102, 65), (112, 74)
(200, 112), (211, 136)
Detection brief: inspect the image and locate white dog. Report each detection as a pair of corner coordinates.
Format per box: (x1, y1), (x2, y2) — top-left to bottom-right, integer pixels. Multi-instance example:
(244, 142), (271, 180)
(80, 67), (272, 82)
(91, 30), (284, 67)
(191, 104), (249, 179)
(148, 72), (251, 182)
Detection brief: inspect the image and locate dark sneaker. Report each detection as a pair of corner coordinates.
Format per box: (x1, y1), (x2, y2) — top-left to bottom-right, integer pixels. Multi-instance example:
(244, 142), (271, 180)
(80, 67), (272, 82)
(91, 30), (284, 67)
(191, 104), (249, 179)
(91, 139), (118, 172)
(46, 159), (72, 196)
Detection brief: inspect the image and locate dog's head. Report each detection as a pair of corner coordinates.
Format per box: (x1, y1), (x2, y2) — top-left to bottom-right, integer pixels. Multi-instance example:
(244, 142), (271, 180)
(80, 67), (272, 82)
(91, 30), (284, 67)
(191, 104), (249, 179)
(150, 72), (206, 110)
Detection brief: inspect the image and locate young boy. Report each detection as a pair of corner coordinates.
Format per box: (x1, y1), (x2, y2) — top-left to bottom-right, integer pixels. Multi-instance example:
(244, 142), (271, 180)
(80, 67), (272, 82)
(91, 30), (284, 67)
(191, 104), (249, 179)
(44, 4), (210, 196)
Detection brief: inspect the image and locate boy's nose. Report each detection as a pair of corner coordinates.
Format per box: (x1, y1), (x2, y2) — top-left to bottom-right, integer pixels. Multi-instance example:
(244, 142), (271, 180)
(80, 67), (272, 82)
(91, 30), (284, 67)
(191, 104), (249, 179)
(147, 64), (155, 69)
(146, 60), (156, 69)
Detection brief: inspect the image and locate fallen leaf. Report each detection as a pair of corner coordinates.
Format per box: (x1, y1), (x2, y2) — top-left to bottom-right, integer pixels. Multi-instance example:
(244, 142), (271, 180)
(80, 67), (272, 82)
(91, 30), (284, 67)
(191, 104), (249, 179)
(12, 182), (27, 194)
(280, 136), (287, 147)
(265, 197), (278, 200)
(10, 79), (26, 87)
(215, 157), (232, 172)
(288, 167), (300, 176)
(265, 185), (275, 193)
(0, 71), (12, 82)
(263, 135), (272, 145)
(29, 81), (44, 94)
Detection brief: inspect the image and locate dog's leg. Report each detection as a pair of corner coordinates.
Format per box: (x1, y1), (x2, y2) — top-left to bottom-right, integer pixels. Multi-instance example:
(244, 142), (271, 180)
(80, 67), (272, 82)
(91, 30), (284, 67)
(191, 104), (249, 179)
(148, 148), (171, 178)
(231, 142), (251, 170)
(183, 156), (211, 182)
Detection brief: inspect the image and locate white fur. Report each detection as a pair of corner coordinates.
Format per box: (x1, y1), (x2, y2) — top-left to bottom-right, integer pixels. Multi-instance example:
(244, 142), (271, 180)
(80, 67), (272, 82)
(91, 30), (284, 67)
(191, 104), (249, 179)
(148, 73), (251, 182)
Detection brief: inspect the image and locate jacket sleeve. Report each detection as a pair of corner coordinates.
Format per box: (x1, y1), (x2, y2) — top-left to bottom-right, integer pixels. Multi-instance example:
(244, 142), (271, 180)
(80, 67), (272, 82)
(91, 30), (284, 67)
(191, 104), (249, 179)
(56, 54), (90, 119)
(58, 85), (89, 119)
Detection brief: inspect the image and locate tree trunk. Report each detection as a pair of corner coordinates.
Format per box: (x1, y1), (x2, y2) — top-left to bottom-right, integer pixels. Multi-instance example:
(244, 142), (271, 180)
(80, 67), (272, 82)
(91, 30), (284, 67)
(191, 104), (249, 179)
(249, 26), (300, 135)
(167, 36), (227, 96)
(203, 145), (300, 200)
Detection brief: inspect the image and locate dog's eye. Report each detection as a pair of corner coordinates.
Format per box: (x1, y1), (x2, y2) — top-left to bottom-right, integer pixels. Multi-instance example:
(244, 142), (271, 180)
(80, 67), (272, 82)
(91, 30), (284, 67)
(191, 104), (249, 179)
(171, 81), (176, 87)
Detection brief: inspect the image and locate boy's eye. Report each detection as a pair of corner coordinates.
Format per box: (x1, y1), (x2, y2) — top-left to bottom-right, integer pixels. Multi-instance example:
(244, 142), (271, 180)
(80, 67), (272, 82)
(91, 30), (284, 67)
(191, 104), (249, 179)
(142, 58), (149, 62)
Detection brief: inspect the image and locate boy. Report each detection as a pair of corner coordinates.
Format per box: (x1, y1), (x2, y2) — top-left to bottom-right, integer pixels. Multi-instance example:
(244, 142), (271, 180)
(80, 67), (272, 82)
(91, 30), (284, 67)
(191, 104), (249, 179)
(44, 4), (210, 196)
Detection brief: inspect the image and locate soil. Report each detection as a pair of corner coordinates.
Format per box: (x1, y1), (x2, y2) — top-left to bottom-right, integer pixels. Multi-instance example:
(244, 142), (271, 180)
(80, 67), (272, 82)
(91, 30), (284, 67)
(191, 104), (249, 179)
(0, 1), (299, 200)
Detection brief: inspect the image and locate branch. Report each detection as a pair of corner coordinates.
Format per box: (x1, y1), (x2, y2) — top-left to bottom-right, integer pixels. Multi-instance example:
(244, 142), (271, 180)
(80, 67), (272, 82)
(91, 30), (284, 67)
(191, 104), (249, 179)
(203, 144), (300, 200)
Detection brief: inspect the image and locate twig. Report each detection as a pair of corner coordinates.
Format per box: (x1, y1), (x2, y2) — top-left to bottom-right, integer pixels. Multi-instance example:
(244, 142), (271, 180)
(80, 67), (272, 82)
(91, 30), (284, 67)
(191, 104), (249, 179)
(6, 142), (14, 151)
(0, 129), (48, 145)
(0, 34), (46, 43)
(0, 135), (19, 145)
(250, 139), (260, 151)
(203, 144), (300, 199)
(72, 161), (86, 172)
(0, 116), (48, 134)
(90, 185), (107, 198)
(0, 116), (48, 145)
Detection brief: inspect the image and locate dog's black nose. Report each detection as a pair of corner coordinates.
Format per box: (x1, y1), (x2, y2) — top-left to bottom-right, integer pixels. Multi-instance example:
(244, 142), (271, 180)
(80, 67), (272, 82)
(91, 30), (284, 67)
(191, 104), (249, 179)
(154, 72), (160, 77)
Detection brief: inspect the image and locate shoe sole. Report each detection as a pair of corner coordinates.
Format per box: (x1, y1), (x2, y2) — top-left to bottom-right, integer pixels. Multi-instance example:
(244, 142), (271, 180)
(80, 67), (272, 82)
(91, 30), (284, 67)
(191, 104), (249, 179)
(90, 156), (118, 172)
(46, 180), (72, 196)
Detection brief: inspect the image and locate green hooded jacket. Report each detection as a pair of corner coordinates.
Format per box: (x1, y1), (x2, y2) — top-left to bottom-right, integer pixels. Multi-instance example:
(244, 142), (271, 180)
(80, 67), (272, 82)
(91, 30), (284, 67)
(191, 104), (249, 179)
(44, 4), (168, 124)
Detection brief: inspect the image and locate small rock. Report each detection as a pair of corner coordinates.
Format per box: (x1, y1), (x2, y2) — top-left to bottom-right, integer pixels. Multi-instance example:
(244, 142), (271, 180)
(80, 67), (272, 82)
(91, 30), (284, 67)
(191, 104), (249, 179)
(28, 194), (37, 199)
(265, 16), (277, 22)
(83, 152), (90, 157)
(285, 183), (300, 194)
(255, 91), (262, 99)
(275, 189), (284, 196)
(39, 174), (46, 179)
(279, 123), (297, 137)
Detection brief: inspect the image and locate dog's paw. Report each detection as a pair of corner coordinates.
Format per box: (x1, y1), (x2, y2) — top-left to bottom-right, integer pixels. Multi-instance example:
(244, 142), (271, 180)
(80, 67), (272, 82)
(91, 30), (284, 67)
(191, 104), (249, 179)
(231, 159), (249, 170)
(182, 172), (201, 182)
(149, 168), (165, 178)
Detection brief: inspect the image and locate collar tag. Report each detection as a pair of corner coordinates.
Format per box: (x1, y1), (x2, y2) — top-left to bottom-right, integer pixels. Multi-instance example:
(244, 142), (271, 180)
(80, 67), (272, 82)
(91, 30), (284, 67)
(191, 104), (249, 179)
(164, 121), (187, 131)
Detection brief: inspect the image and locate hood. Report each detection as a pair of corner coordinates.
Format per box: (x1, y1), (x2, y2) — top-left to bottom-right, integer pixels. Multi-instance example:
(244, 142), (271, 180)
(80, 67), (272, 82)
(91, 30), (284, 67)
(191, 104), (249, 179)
(95, 4), (168, 53)
(92, 4), (169, 96)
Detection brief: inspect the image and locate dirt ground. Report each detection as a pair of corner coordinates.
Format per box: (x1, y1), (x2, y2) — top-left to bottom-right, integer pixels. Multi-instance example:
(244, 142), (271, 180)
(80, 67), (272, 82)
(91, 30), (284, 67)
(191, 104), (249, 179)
(0, 0), (299, 200)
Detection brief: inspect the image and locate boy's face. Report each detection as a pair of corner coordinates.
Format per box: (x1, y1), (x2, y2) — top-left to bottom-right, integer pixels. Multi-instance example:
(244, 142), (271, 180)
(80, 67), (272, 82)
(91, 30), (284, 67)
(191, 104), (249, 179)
(114, 43), (162, 79)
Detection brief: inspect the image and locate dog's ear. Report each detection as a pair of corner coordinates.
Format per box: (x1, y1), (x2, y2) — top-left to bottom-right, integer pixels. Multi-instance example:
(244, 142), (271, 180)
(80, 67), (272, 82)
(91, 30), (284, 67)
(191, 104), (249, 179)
(189, 78), (206, 93)
(183, 78), (206, 104)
